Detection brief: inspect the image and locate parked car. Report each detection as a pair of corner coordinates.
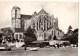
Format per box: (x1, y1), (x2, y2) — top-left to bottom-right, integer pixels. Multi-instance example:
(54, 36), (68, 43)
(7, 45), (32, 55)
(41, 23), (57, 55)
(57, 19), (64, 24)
(0, 43), (11, 51)
(71, 44), (78, 47)
(27, 47), (38, 51)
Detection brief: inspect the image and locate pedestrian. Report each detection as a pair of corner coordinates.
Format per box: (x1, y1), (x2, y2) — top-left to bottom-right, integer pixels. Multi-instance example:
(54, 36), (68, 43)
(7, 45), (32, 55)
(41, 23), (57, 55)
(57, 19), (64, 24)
(24, 45), (26, 51)
(57, 44), (59, 48)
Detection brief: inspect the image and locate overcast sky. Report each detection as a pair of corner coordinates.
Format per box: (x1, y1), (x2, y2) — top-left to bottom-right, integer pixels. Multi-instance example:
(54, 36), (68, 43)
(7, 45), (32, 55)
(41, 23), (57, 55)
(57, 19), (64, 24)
(0, 1), (78, 33)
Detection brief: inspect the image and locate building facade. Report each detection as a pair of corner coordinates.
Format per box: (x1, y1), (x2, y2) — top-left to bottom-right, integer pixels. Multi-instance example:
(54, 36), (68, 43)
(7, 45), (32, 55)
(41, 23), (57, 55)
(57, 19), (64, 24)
(11, 6), (64, 41)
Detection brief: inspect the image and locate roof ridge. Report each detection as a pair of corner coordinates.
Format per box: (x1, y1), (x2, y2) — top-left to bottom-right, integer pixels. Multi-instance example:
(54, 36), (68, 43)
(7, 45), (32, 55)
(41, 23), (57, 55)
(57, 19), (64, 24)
(21, 14), (32, 20)
(38, 8), (48, 14)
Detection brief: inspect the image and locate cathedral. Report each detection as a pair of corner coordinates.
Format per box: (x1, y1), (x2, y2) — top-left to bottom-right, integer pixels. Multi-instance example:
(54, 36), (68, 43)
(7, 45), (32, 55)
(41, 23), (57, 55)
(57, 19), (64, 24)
(11, 6), (64, 41)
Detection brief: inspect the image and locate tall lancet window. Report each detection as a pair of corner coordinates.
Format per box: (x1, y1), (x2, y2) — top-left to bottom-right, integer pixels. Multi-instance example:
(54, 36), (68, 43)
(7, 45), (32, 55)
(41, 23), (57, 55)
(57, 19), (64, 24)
(15, 19), (20, 28)
(15, 10), (17, 19)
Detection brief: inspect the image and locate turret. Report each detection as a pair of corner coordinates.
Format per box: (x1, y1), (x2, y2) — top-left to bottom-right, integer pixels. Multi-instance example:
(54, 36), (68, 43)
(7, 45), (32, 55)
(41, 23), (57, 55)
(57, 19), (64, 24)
(11, 6), (21, 19)
(11, 6), (21, 28)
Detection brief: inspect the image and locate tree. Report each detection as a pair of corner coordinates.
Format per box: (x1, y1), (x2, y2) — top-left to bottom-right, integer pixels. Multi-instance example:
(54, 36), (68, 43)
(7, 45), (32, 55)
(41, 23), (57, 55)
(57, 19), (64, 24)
(0, 33), (2, 44)
(23, 27), (37, 50)
(68, 26), (72, 30)
(73, 28), (78, 34)
(68, 34), (78, 44)
(24, 27), (37, 46)
(1, 27), (13, 42)
(62, 28), (78, 44)
(67, 25), (73, 34)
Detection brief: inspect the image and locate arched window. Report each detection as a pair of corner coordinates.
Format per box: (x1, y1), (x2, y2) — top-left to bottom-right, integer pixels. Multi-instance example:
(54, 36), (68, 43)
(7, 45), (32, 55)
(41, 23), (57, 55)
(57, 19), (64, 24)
(58, 32), (59, 35)
(20, 34), (22, 39)
(16, 34), (18, 39)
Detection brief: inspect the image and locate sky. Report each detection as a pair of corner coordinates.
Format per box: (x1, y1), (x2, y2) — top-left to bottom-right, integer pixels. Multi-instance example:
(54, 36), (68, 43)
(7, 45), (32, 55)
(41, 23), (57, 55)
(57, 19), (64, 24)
(0, 1), (78, 33)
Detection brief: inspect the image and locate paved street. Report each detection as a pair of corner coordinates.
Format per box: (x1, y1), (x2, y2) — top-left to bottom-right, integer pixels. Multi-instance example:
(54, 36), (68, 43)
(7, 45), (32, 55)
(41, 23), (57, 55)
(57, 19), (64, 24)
(0, 47), (78, 56)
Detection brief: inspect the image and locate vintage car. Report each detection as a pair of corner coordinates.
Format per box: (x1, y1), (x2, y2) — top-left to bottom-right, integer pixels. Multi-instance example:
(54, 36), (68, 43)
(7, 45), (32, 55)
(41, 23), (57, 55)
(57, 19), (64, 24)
(29, 47), (38, 51)
(26, 47), (38, 51)
(0, 43), (11, 51)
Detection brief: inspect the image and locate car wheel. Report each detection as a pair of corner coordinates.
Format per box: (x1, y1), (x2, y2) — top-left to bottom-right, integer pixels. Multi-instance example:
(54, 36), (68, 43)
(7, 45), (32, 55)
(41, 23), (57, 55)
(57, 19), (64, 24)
(8, 48), (11, 51)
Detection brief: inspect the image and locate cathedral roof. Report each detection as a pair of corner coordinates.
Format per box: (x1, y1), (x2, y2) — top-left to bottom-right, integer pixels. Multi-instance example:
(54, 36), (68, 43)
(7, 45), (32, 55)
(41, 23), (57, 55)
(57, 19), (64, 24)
(21, 14), (32, 20)
(38, 9), (48, 15)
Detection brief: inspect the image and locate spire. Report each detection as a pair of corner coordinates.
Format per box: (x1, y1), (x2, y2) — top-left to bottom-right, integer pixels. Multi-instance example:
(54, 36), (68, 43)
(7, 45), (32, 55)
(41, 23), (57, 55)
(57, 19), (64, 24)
(41, 4), (44, 10)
